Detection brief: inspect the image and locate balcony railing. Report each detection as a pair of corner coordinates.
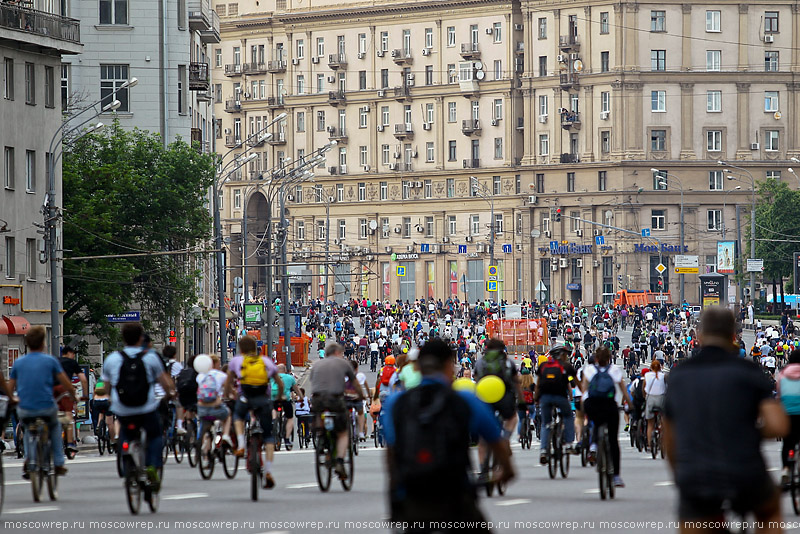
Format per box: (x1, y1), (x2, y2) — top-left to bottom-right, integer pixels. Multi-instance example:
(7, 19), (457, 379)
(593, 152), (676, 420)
(224, 98), (241, 112)
(224, 63), (242, 76)
(559, 35), (580, 51)
(225, 135), (241, 147)
(242, 62), (267, 75)
(188, 0), (220, 44)
(559, 72), (579, 88)
(191, 127), (203, 144)
(328, 90), (346, 105)
(328, 53), (347, 69)
(463, 159), (480, 169)
(560, 153), (580, 163)
(327, 126), (348, 142)
(266, 60), (286, 73)
(402, 163), (413, 172)
(460, 43), (480, 59)
(247, 135), (265, 147)
(393, 86), (410, 100)
(189, 62), (209, 91)
(560, 110), (581, 130)
(267, 132), (286, 145)
(391, 49), (413, 64)
(394, 123), (414, 139)
(266, 96), (284, 108)
(0, 3), (80, 45)
(461, 119), (482, 135)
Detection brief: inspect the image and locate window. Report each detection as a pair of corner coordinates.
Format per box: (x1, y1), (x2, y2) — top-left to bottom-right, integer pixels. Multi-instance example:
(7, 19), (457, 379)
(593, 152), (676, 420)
(316, 37), (325, 57)
(215, 49), (222, 68)
(539, 94), (548, 117)
(651, 130), (666, 152)
(317, 221), (326, 240)
(535, 173), (544, 193)
(765, 91), (779, 112)
(492, 175), (501, 195)
(765, 51), (779, 72)
(424, 216), (434, 237)
(448, 215), (457, 235)
(459, 62), (474, 82)
(316, 74), (325, 93)
(707, 90), (721, 112)
(493, 99), (503, 120)
(567, 172), (575, 192)
(4, 147), (14, 189)
(653, 170), (667, 190)
(651, 11), (665, 32)
(24, 62), (34, 105)
(448, 102), (457, 123)
(422, 65), (433, 86)
(706, 50), (721, 72)
(425, 28), (434, 49)
(494, 60), (502, 80)
(651, 90), (666, 112)
(707, 209), (722, 231)
(359, 219), (368, 239)
(706, 10), (721, 32)
(707, 130), (722, 152)
(316, 111), (326, 131)
(421, 180), (431, 199)
(764, 11), (779, 33)
(380, 181), (388, 200)
(358, 70), (366, 90)
(296, 111), (305, 132)
(538, 56), (547, 77)
(25, 150), (34, 192)
(426, 142), (434, 162)
(705, 170), (724, 191)
(296, 39), (305, 59)
(651, 209), (665, 230)
(3, 58), (13, 101)
(598, 171), (607, 191)
(539, 134), (549, 156)
(359, 107), (367, 128)
(336, 183), (344, 202)
(651, 50), (666, 71)
(100, 0), (128, 24)
(600, 91), (610, 113)
(570, 211), (580, 232)
(177, 64), (187, 114)
(494, 213), (504, 234)
(493, 22), (502, 43)
(233, 47), (240, 65)
(425, 103), (434, 125)
(402, 181), (410, 200)
(353, 182), (364, 202)
(358, 34), (366, 54)
(297, 220), (305, 241)
(600, 12), (609, 34)
(26, 238), (36, 281)
(600, 51), (609, 72)
(381, 145), (389, 165)
(5, 237), (14, 278)
(447, 26), (456, 47)
(338, 220), (346, 239)
(100, 64), (129, 111)
(448, 64), (457, 84)
(44, 66), (54, 108)
(766, 130), (780, 151)
(358, 146), (367, 167)
(494, 138), (503, 159)
(232, 188), (241, 210)
(469, 214), (480, 236)
(601, 131), (611, 153)
(766, 170), (781, 181)
(447, 178), (455, 198)
(448, 140), (457, 161)
(402, 217), (411, 237)
(380, 32), (388, 52)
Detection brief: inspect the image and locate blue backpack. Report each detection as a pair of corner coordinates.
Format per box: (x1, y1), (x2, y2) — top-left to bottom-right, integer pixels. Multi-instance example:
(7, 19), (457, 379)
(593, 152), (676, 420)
(588, 365), (616, 399)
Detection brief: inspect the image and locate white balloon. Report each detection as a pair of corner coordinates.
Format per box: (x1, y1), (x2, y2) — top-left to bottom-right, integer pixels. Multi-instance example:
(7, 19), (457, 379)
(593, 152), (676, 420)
(193, 354), (212, 374)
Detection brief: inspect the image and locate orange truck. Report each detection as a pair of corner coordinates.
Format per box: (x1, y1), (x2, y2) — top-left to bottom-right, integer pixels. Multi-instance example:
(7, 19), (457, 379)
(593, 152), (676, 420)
(613, 290), (673, 307)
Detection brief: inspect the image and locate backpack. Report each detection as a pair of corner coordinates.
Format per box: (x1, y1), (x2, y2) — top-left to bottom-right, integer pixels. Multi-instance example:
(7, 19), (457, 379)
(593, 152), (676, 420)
(197, 374), (219, 404)
(380, 365), (396, 386)
(176, 367), (199, 397)
(588, 365), (616, 399)
(538, 359), (565, 392)
(116, 350), (150, 407)
(522, 389), (534, 404)
(481, 349), (512, 383)
(240, 355), (269, 396)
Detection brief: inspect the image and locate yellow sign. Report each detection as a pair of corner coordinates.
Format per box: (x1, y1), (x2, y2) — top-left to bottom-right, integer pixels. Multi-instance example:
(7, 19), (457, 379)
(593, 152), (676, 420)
(674, 267), (699, 274)
(703, 296), (720, 307)
(488, 265), (498, 276)
(487, 280), (498, 292)
(396, 266), (406, 277)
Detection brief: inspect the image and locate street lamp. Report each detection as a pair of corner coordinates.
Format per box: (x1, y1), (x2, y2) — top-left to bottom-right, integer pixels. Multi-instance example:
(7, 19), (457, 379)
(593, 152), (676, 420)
(722, 185), (742, 239)
(788, 167), (800, 188)
(469, 176), (496, 268)
(719, 160), (757, 306)
(651, 169), (685, 305)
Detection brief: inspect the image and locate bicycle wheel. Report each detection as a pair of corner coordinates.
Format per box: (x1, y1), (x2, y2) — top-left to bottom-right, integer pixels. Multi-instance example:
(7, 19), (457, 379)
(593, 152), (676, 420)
(249, 437), (261, 502)
(597, 429), (607, 500)
(125, 474), (141, 515)
(560, 443), (570, 478)
(659, 435), (665, 459)
(547, 434), (557, 479)
(629, 422), (636, 448)
(580, 428), (589, 467)
(492, 454), (506, 496)
(315, 434), (332, 492)
(636, 424), (645, 453)
(273, 419), (282, 452)
(650, 431), (658, 459)
(97, 421), (106, 456)
(173, 436), (184, 464)
(44, 441), (57, 502)
(116, 445), (125, 477)
(222, 442), (239, 479)
(792, 459), (800, 515)
(198, 430), (215, 480)
(186, 422), (198, 468)
(341, 431), (354, 491)
(146, 485), (159, 513)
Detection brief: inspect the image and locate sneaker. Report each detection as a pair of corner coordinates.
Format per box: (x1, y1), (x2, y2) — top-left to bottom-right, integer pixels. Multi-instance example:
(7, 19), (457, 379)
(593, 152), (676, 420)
(334, 459), (348, 480)
(263, 472), (276, 489)
(539, 453), (549, 465)
(176, 427), (187, 436)
(66, 442), (78, 451)
(22, 465), (30, 480)
(613, 475), (625, 488)
(624, 424), (630, 432)
(233, 447), (245, 458)
(145, 466), (161, 492)
(55, 465), (69, 477)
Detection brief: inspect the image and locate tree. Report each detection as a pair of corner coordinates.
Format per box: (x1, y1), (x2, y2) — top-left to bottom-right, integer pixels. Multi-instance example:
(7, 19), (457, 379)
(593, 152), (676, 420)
(61, 121), (215, 345)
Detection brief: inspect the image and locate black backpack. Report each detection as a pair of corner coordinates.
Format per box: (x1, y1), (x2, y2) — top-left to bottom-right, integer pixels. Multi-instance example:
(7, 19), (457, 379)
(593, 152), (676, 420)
(116, 350), (150, 407)
(176, 367), (199, 398)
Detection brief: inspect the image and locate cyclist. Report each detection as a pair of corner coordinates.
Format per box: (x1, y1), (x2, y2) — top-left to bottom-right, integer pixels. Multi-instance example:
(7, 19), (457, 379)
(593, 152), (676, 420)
(581, 346), (632, 488)
(295, 388), (313, 444)
(475, 339), (523, 447)
(92, 377), (115, 444)
(224, 335), (284, 488)
(271, 363), (302, 450)
(777, 348), (800, 485)
(645, 359), (667, 446)
(8, 326), (77, 478)
(57, 346), (88, 454)
(196, 353), (232, 446)
(310, 342), (365, 480)
(535, 345), (578, 465)
(98, 323), (175, 491)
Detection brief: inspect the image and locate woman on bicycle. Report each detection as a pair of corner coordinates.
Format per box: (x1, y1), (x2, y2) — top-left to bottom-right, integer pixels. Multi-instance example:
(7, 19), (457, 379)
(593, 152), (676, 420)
(777, 349), (800, 485)
(645, 359), (667, 446)
(581, 346), (632, 488)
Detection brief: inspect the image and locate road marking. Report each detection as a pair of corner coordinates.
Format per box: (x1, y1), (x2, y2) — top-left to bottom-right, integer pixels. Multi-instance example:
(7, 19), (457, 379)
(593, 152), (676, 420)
(767, 467), (780, 472)
(4, 506), (60, 514)
(286, 482), (318, 489)
(495, 498), (532, 506)
(583, 489), (600, 494)
(4, 480), (30, 486)
(162, 493), (209, 501)
(5, 456), (116, 468)
(654, 481), (675, 486)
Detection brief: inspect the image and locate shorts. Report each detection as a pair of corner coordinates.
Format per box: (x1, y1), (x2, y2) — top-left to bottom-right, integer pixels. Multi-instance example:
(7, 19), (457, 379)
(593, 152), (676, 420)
(492, 391), (516, 421)
(234, 395), (273, 442)
(197, 404), (230, 423)
(678, 475), (778, 521)
(275, 399), (294, 418)
(311, 392), (347, 433)
(645, 394), (666, 419)
(178, 395), (197, 412)
(93, 399), (111, 415)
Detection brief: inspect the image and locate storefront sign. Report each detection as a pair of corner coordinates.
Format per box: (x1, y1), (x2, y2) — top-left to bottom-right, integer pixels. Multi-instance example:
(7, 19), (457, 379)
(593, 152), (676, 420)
(633, 243), (689, 254)
(546, 242), (593, 255)
(395, 253), (419, 260)
(244, 304), (262, 323)
(566, 283), (581, 291)
(2, 296), (19, 305)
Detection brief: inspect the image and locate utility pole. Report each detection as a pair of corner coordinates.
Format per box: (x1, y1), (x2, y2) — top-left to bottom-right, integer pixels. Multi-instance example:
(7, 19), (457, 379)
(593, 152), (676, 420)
(279, 188), (292, 371)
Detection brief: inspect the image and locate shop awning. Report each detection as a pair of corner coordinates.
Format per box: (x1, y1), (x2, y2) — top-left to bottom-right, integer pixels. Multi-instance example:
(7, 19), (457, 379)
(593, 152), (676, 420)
(2, 316), (31, 335)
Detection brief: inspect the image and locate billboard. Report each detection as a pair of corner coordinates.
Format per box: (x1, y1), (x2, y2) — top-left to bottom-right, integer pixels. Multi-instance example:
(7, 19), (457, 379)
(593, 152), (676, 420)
(716, 241), (736, 274)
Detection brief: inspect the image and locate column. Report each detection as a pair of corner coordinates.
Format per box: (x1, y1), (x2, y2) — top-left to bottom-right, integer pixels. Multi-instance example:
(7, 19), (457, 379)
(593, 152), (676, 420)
(624, 82), (644, 157)
(613, 4), (624, 72)
(522, 88), (535, 164)
(582, 84), (594, 161)
(610, 80), (624, 159)
(435, 20), (443, 83)
(553, 87), (563, 157)
(435, 96), (445, 169)
(679, 82), (695, 160)
(738, 5), (748, 71)
(553, 9), (561, 64)
(504, 90), (513, 166)
(736, 82), (751, 160)
(681, 5), (692, 71)
(624, 3), (639, 71)
(787, 83), (800, 159)
(793, 5), (800, 73)
(582, 6), (592, 73)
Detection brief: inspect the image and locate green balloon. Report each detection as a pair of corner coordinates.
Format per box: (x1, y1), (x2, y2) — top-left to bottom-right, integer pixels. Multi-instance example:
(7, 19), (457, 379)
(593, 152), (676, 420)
(391, 253), (397, 261)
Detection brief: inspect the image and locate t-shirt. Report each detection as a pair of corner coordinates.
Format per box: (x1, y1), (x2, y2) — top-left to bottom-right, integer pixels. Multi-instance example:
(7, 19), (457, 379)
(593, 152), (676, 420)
(11, 352), (64, 412)
(59, 356), (83, 381)
(295, 396), (311, 415)
(398, 364), (422, 390)
(309, 357), (357, 396)
(581, 364), (624, 401)
(228, 355), (279, 396)
(271, 372), (296, 400)
(645, 371), (667, 396)
(101, 347), (166, 417)
(196, 369), (227, 402)
(664, 346), (773, 496)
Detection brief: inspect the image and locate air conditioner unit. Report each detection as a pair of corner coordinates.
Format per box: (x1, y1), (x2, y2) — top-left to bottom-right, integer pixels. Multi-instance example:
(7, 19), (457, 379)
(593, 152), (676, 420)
(326, 125), (335, 133)
(538, 115), (547, 124)
(491, 119), (498, 126)
(393, 227), (402, 233)
(551, 264), (559, 272)
(557, 54), (566, 63)
(363, 165), (370, 172)
(328, 166), (338, 175)
(576, 258), (583, 268)
(407, 78), (415, 87)
(377, 90), (385, 97)
(751, 143), (760, 150)
(377, 50), (385, 57)
(764, 34), (775, 43)
(593, 260), (600, 268)
(544, 230), (551, 238)
(415, 181), (423, 188)
(423, 123), (431, 130)
(516, 243), (523, 251)
(377, 125), (385, 132)
(576, 229), (583, 237)
(528, 195), (537, 204)
(431, 244), (440, 253)
(570, 53), (579, 60)
(514, 24), (524, 31)
(382, 230), (389, 238)
(600, 111), (609, 120)
(559, 258), (568, 268)
(361, 105), (370, 113)
(416, 226), (424, 233)
(389, 163), (397, 170)
(476, 244), (485, 253)
(357, 52), (364, 59)
(465, 235), (473, 242)
(340, 164), (348, 174)
(224, 128), (232, 134)
(292, 58), (299, 65)
(393, 152), (401, 159)
(442, 236), (449, 243)
(422, 49), (430, 56)
(412, 151), (418, 159)
(405, 245), (413, 252)
(558, 107), (567, 114)
(312, 57), (320, 64)
(334, 238), (341, 245)
(385, 246), (392, 253)
(593, 229), (602, 236)
(327, 76), (335, 83)
(485, 27), (494, 35)
(391, 50), (399, 57)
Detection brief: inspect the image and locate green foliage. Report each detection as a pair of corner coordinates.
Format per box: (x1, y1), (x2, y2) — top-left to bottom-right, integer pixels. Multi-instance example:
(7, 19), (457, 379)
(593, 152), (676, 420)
(61, 121), (215, 344)
(752, 177), (800, 288)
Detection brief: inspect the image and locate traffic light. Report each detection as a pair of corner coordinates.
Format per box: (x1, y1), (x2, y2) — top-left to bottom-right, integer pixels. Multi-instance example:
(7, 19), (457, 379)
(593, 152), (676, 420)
(555, 207), (562, 223)
(168, 329), (177, 343)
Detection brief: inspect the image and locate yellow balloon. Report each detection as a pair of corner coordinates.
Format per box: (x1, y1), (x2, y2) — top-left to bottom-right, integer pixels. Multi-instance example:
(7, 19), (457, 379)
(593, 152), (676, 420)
(476, 375), (506, 404)
(452, 377), (476, 393)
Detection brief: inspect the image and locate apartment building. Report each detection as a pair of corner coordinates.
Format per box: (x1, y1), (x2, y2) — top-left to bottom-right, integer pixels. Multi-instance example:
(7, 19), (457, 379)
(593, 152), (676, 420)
(214, 0), (798, 305)
(0, 2), (82, 374)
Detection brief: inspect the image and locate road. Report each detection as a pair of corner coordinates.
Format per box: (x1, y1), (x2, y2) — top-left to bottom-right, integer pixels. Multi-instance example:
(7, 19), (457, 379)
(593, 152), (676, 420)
(4, 323), (795, 534)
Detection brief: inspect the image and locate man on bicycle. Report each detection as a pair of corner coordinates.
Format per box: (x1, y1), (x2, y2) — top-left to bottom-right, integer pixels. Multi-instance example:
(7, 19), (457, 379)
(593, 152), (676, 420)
(474, 339), (524, 442)
(309, 342), (365, 480)
(224, 335), (284, 488)
(98, 323), (176, 491)
(57, 346), (88, 454)
(8, 326), (77, 478)
(271, 363), (302, 450)
(535, 345), (579, 465)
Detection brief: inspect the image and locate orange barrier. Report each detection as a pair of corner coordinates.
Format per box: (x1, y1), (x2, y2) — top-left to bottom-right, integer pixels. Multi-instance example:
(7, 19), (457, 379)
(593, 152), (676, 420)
(486, 318), (548, 347)
(249, 330), (311, 367)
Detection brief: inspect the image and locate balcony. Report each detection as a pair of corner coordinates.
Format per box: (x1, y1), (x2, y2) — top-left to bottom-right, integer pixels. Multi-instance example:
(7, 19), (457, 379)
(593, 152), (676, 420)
(328, 53), (347, 69)
(560, 153), (580, 163)
(0, 3), (81, 50)
(393, 85), (411, 101)
(327, 90), (346, 106)
(515, 41), (525, 54)
(242, 62), (267, 75)
(560, 72), (579, 89)
(391, 49), (413, 65)
(225, 135), (241, 148)
(463, 159), (480, 169)
(196, 91), (211, 103)
(267, 60), (286, 73)
(224, 98), (241, 112)
(188, 0), (220, 43)
(461, 119), (482, 136)
(559, 35), (580, 51)
(327, 126), (348, 143)
(247, 135), (265, 147)
(224, 63), (242, 77)
(402, 163), (413, 172)
(393, 123), (414, 139)
(266, 96), (284, 109)
(560, 110), (581, 130)
(267, 132), (286, 145)
(191, 127), (203, 148)
(189, 62), (209, 91)
(460, 43), (480, 59)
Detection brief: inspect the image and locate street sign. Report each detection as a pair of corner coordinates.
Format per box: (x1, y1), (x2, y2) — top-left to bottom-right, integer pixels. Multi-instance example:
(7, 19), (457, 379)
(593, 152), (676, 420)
(458, 245), (467, 254)
(502, 244), (512, 254)
(536, 280), (547, 292)
(655, 295), (669, 301)
(488, 265), (498, 276)
(746, 259), (764, 272)
(396, 266), (406, 277)
(674, 255), (699, 274)
(595, 235), (605, 245)
(233, 276), (244, 288)
(642, 228), (651, 237)
(486, 280), (498, 292)
(420, 243), (430, 253)
(106, 311), (141, 323)
(655, 263), (667, 274)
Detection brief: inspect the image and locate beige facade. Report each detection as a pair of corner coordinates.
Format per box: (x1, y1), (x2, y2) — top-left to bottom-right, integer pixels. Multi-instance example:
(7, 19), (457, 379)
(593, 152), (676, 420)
(213, 0), (798, 305)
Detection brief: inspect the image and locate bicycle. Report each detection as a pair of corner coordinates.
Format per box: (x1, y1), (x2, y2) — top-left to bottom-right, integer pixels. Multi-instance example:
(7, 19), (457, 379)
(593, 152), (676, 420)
(786, 443), (800, 515)
(596, 423), (615, 500)
(519, 408), (532, 450)
(180, 416), (198, 468)
(580, 421), (595, 467)
(246, 418), (264, 501)
(481, 412), (507, 497)
(373, 412), (385, 449)
(297, 415), (313, 449)
(348, 405), (359, 456)
(650, 408), (664, 459)
(546, 406), (569, 479)
(96, 417), (111, 456)
(314, 411), (353, 492)
(22, 413), (64, 502)
(197, 417), (238, 480)
(120, 421), (160, 514)
(272, 404), (286, 452)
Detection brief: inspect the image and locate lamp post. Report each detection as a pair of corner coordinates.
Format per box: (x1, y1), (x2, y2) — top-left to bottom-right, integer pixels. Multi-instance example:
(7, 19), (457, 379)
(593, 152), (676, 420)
(653, 169), (685, 305)
(788, 167), (800, 188)
(469, 176), (496, 268)
(719, 160), (756, 305)
(722, 185), (742, 239)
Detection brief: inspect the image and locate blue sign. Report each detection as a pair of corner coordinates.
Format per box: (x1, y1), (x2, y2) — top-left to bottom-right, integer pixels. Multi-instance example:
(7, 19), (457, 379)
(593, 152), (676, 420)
(458, 245), (467, 254)
(502, 244), (512, 254)
(106, 311), (141, 323)
(550, 240), (559, 249)
(420, 243), (430, 253)
(486, 280), (498, 292)
(396, 266), (406, 277)
(634, 243), (689, 254)
(566, 283), (582, 291)
(548, 242), (593, 255)
(641, 228), (651, 237)
(595, 235), (605, 245)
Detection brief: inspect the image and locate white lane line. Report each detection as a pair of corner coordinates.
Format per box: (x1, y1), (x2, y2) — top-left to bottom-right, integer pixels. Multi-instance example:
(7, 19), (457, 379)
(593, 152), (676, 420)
(654, 481), (675, 486)
(496, 498), (532, 507)
(286, 482), (318, 489)
(162, 493), (209, 501)
(583, 489), (600, 494)
(767, 467), (780, 472)
(4, 506), (60, 515)
(5, 457), (116, 468)
(4, 480), (30, 486)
